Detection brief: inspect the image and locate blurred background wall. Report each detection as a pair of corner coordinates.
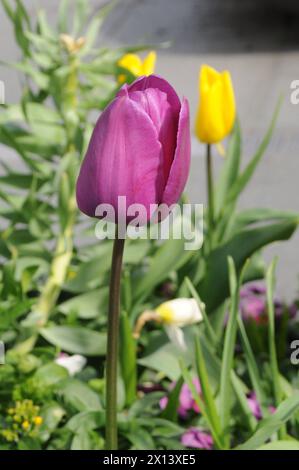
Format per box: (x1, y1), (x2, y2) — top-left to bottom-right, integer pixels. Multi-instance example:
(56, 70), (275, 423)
(1, 0), (299, 299)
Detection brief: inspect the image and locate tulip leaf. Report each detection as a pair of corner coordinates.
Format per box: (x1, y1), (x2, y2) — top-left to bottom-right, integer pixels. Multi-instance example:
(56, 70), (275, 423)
(215, 120), (241, 215)
(198, 218), (298, 313)
(226, 99), (281, 205)
(229, 208), (299, 235)
(219, 258), (248, 447)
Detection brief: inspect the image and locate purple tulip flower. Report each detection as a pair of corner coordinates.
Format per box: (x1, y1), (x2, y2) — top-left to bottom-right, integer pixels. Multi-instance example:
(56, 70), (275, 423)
(76, 75), (191, 224)
(181, 428), (213, 450)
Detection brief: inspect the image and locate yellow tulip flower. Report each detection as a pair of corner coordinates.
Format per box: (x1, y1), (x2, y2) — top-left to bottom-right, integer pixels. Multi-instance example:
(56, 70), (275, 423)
(195, 65), (236, 144)
(118, 51), (156, 84)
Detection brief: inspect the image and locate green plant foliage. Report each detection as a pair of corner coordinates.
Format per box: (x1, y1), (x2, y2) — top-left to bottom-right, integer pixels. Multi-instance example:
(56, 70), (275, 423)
(0, 0), (299, 452)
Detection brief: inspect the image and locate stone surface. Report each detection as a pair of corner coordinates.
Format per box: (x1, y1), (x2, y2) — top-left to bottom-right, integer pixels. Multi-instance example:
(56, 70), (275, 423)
(1, 0), (299, 299)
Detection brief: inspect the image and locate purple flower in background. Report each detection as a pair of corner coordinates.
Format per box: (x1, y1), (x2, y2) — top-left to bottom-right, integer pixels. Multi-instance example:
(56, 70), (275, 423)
(239, 282), (297, 325)
(181, 428), (213, 450)
(246, 391), (275, 420)
(160, 378), (201, 418)
(76, 74), (191, 224)
(246, 392), (262, 420)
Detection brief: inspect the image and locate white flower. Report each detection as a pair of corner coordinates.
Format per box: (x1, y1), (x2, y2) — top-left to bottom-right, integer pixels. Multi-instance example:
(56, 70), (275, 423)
(55, 354), (87, 376)
(155, 298), (203, 350)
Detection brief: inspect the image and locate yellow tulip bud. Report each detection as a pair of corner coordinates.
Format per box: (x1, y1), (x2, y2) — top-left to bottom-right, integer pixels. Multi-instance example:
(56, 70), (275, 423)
(118, 51), (156, 84)
(195, 65), (236, 144)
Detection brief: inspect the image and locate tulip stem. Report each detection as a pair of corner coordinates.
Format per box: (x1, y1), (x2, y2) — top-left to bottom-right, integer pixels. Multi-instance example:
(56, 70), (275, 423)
(105, 229), (125, 450)
(206, 144), (215, 248)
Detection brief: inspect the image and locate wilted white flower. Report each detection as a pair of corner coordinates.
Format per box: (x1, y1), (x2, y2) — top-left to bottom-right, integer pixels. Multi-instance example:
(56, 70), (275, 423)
(156, 298), (203, 350)
(133, 298), (203, 351)
(55, 353), (87, 376)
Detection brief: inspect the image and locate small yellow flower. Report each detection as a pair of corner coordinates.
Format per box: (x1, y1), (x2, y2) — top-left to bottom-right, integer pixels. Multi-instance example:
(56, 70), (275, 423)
(195, 64), (236, 144)
(33, 416), (43, 426)
(118, 51), (156, 84)
(22, 420), (30, 431)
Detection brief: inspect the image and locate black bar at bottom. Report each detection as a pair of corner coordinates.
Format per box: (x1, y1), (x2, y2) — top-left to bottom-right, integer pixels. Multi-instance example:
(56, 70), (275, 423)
(0, 450), (299, 466)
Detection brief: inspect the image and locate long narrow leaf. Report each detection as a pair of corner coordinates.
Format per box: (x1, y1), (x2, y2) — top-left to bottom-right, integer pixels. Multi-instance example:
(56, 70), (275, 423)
(219, 257), (248, 446)
(227, 98), (282, 204)
(185, 276), (217, 347)
(195, 337), (222, 440)
(236, 393), (299, 450)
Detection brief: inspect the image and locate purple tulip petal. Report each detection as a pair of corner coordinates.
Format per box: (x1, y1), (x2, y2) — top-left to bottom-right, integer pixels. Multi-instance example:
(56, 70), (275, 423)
(126, 74), (181, 116)
(162, 98), (191, 206)
(129, 88), (178, 183)
(77, 75), (190, 224)
(76, 94), (164, 221)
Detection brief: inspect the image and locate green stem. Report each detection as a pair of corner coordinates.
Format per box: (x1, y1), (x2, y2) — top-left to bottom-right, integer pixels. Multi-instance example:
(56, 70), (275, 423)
(206, 144), (215, 249)
(105, 230), (125, 450)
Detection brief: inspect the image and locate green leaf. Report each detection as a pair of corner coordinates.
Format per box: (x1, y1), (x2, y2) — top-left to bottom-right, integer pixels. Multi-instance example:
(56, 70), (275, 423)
(57, 378), (102, 411)
(180, 360), (223, 449)
(39, 403), (65, 442)
(266, 258), (282, 405)
(138, 342), (182, 381)
(185, 276), (217, 347)
(257, 440), (299, 450)
(232, 208), (299, 232)
(198, 219), (298, 312)
(230, 372), (257, 432)
(58, 0), (69, 32)
(133, 218), (193, 303)
(236, 393), (299, 450)
(0, 173), (38, 189)
(59, 288), (108, 319)
(219, 257), (245, 446)
(266, 259), (285, 439)
(73, 0), (90, 36)
(126, 427), (155, 450)
(33, 363), (69, 386)
(160, 376), (184, 422)
(226, 99), (281, 204)
(66, 410), (105, 432)
(237, 316), (267, 416)
(64, 252), (111, 293)
(40, 326), (106, 356)
(215, 120), (241, 215)
(195, 336), (222, 440)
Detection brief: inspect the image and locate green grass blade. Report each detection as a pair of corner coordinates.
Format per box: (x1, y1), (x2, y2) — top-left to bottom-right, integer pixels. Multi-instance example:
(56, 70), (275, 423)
(179, 360), (224, 449)
(219, 257), (248, 446)
(185, 276), (217, 347)
(237, 316), (268, 416)
(266, 258), (285, 438)
(231, 372), (258, 432)
(195, 336), (222, 438)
